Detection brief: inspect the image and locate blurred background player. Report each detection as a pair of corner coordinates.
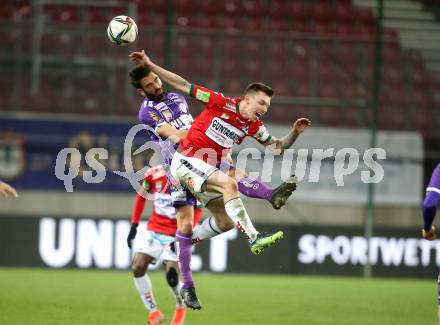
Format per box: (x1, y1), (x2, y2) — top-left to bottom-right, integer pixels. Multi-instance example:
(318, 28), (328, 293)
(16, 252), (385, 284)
(0, 181), (18, 198)
(127, 161), (203, 325)
(421, 163), (440, 324)
(129, 49), (310, 309)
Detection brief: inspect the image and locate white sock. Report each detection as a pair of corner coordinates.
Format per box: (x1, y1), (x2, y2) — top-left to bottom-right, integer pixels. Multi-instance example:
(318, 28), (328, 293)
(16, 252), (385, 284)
(133, 275), (158, 313)
(224, 197), (258, 242)
(169, 281), (185, 307)
(192, 216), (223, 243)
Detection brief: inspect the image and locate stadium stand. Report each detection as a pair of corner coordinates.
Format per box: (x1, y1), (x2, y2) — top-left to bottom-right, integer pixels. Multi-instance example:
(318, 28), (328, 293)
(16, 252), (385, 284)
(0, 0), (438, 135)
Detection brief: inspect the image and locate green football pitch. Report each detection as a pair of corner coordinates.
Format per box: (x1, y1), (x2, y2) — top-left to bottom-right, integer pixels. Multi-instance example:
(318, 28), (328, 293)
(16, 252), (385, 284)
(0, 268), (436, 325)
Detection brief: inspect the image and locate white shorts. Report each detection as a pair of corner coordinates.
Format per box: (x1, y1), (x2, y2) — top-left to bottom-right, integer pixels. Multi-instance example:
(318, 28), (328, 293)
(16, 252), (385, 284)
(170, 151), (222, 206)
(133, 230), (177, 262)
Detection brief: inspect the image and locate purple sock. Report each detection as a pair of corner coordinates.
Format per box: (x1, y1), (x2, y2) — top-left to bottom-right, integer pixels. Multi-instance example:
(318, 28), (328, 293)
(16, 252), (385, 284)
(175, 231), (194, 289)
(423, 191), (440, 231)
(238, 177), (273, 202)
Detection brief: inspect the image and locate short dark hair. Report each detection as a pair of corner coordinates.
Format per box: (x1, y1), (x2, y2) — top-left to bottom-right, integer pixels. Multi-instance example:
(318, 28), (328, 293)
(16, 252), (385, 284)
(129, 65), (152, 89)
(243, 82), (274, 98)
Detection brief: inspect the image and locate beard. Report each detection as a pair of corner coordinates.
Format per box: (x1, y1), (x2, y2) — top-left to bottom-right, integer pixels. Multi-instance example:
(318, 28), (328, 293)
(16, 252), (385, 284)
(145, 88), (164, 101)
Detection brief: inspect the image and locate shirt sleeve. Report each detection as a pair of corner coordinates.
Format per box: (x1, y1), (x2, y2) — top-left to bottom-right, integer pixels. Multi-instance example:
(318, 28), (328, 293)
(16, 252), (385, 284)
(131, 193), (146, 224)
(252, 122), (272, 144)
(189, 84), (226, 108)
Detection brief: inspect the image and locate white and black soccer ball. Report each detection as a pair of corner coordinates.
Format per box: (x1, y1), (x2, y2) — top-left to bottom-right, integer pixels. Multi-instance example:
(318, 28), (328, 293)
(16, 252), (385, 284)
(107, 15), (138, 46)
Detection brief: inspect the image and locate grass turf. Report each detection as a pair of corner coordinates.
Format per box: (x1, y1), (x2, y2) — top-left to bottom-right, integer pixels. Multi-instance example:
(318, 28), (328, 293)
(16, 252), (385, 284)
(0, 268), (436, 324)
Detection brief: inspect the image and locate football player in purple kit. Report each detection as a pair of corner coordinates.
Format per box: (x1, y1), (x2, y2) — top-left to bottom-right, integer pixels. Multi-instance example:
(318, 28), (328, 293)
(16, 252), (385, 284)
(421, 163), (440, 323)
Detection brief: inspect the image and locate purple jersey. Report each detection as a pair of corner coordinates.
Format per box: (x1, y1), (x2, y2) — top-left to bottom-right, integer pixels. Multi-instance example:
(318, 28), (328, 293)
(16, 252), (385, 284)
(138, 92), (194, 166)
(427, 163), (440, 193)
(138, 92), (198, 207)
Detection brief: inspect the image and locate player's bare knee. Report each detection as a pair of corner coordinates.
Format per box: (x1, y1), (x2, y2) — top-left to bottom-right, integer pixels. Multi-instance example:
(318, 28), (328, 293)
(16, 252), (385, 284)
(224, 177), (238, 194)
(166, 266), (179, 287)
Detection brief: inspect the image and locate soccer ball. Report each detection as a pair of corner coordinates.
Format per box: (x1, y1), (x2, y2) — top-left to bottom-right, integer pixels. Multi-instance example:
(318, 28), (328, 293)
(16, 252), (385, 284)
(107, 15), (138, 46)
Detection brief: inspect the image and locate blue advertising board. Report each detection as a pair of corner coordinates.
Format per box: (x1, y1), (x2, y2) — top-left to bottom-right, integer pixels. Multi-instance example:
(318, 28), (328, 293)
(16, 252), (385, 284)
(0, 117), (151, 192)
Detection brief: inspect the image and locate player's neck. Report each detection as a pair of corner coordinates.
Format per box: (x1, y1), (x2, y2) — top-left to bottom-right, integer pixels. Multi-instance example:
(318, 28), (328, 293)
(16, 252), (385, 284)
(237, 101), (250, 120)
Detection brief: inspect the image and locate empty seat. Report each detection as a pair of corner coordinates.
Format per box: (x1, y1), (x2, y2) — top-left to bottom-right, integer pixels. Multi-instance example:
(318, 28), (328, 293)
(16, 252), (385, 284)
(355, 7), (375, 26)
(269, 81), (289, 97)
(174, 0), (192, 14)
(214, 14), (241, 31)
(223, 79), (242, 94)
(413, 89), (431, 109)
(243, 59), (264, 82)
(53, 6), (80, 22)
(198, 0), (220, 14)
(240, 38), (263, 59)
(242, 0), (265, 17)
(222, 59), (242, 80)
(137, 0), (167, 13)
(241, 16), (266, 31)
(318, 107), (340, 126)
(312, 2), (332, 23)
(88, 6), (108, 23)
(285, 2), (309, 21)
(335, 3), (354, 24)
(220, 0), (241, 16)
(291, 82), (310, 97)
(138, 11), (166, 26)
(319, 83), (339, 98)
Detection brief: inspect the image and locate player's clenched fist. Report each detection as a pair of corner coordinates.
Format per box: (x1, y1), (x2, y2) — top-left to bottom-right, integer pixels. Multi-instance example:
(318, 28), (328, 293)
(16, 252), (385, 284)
(293, 118), (311, 135)
(127, 223), (138, 248)
(0, 181), (18, 198)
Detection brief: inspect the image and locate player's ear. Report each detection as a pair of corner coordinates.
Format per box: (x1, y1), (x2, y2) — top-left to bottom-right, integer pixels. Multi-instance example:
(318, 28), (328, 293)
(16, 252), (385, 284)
(137, 88), (146, 97)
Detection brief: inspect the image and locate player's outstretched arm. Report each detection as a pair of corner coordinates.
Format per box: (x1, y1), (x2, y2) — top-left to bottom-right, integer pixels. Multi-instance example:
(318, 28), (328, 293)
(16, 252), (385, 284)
(264, 118), (311, 153)
(0, 181), (18, 198)
(129, 50), (191, 94)
(156, 124), (188, 142)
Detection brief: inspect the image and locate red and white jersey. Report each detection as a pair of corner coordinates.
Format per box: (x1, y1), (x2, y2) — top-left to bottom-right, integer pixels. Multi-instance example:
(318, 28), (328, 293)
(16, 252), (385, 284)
(180, 85), (272, 163)
(131, 165), (202, 236)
